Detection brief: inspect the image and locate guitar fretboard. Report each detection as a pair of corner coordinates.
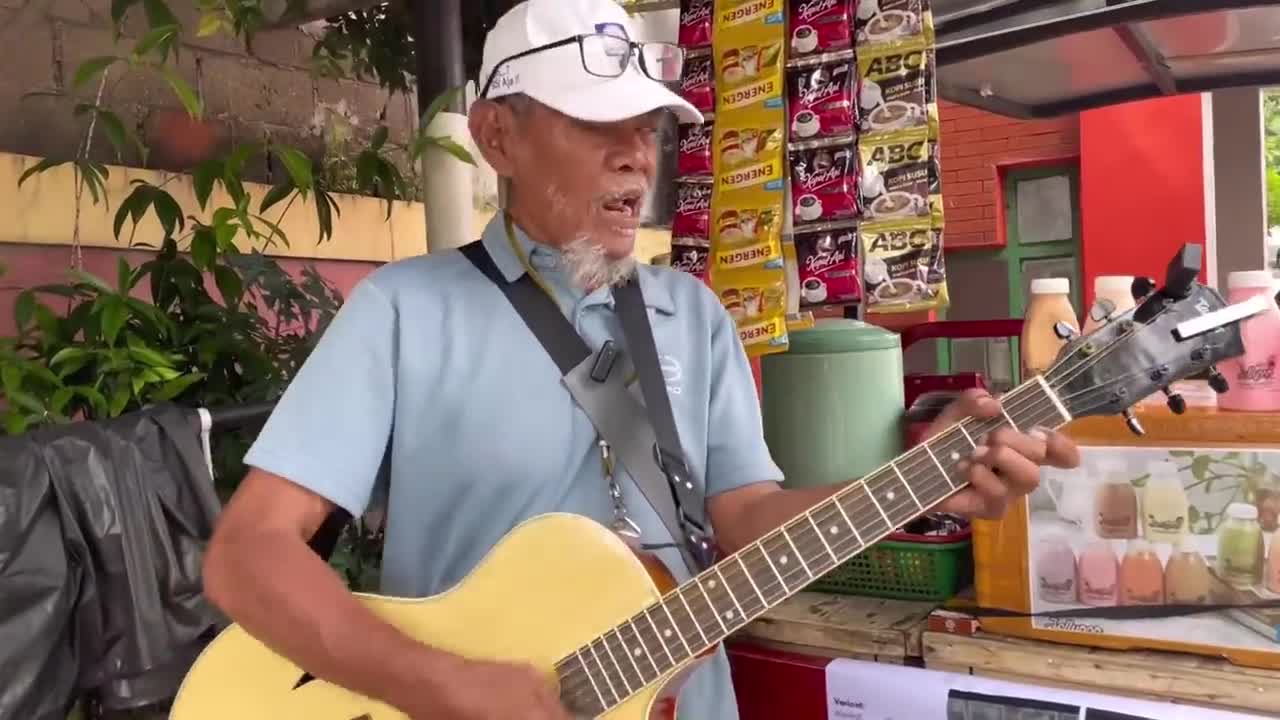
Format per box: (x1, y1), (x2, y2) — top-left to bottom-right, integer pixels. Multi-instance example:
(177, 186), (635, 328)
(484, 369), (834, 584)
(556, 375), (1073, 716)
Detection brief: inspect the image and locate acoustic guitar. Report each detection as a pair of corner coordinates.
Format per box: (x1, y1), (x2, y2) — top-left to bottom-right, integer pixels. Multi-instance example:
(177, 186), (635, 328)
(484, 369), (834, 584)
(169, 246), (1268, 719)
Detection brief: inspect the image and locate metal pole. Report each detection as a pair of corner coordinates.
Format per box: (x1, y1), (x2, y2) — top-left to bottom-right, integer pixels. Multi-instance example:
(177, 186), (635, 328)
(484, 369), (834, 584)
(412, 0), (474, 254)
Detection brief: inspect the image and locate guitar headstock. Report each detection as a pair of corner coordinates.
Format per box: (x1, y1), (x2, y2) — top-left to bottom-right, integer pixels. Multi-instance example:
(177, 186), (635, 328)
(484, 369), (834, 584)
(1042, 244), (1263, 433)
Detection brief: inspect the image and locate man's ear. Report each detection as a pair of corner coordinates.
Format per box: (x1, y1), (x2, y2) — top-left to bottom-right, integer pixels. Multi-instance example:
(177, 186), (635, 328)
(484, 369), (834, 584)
(468, 99), (519, 177)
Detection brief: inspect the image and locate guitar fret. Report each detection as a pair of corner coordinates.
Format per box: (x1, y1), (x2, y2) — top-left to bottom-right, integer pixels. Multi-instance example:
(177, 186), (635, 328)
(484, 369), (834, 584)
(643, 608), (679, 666)
(587, 642), (621, 703)
(957, 424), (977, 448)
(890, 461), (924, 509)
(861, 480), (893, 527)
(830, 496), (864, 546)
(735, 554), (768, 607)
(672, 590), (710, 645)
(922, 444), (955, 489)
(755, 538), (789, 595)
(692, 577), (729, 634)
(998, 404), (1018, 431)
(842, 482), (893, 538)
(712, 567), (745, 625)
(575, 649), (608, 709)
(626, 620), (662, 677)
(615, 626), (649, 682)
(601, 634), (634, 694)
(780, 528), (814, 578)
(805, 512), (839, 563)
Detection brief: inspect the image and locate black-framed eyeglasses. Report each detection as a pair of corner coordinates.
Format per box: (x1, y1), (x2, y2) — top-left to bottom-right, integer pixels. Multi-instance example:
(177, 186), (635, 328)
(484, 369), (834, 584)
(480, 32), (685, 99)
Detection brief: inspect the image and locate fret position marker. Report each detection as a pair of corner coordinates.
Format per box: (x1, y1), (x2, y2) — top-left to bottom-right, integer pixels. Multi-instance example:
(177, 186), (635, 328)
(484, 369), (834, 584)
(806, 512), (838, 562)
(694, 579), (729, 634)
(781, 531), (813, 577)
(713, 567), (745, 624)
(759, 543), (787, 593)
(643, 608), (680, 663)
(831, 498), (864, 546)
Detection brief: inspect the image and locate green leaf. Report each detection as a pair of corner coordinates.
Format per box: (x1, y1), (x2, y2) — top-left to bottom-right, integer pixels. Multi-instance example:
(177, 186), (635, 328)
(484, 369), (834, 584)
(126, 341), (175, 368)
(214, 264), (244, 305)
(191, 227), (217, 269)
(110, 0), (142, 26)
(151, 189), (184, 237)
(100, 295), (129, 346)
(50, 347), (90, 369)
(9, 390), (44, 415)
(259, 181), (294, 214)
(70, 269), (114, 294)
(117, 256), (132, 292)
(272, 147), (313, 193)
(428, 137), (475, 166)
(192, 158), (222, 210)
(3, 414), (29, 436)
(152, 372), (205, 401)
(370, 125), (389, 151)
(133, 24), (178, 60)
(1191, 455), (1211, 481)
(109, 382), (131, 416)
(18, 158), (68, 187)
(420, 87), (461, 129)
(13, 290), (35, 331)
(50, 387), (76, 415)
(141, 0), (178, 28)
(1, 365), (20, 394)
(160, 65), (203, 119)
(73, 56), (120, 88)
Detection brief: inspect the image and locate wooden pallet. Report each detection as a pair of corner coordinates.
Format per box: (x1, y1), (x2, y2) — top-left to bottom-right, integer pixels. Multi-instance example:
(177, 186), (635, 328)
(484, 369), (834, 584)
(924, 628), (1280, 716)
(738, 591), (938, 664)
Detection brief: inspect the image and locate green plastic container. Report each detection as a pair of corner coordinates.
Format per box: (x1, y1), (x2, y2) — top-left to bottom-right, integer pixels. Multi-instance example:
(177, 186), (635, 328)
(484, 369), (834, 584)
(808, 533), (975, 601)
(760, 318), (904, 489)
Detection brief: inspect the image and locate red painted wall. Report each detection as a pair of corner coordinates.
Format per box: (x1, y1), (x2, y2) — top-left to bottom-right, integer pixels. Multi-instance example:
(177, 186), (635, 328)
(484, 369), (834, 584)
(1078, 95), (1208, 310)
(938, 100), (1081, 250)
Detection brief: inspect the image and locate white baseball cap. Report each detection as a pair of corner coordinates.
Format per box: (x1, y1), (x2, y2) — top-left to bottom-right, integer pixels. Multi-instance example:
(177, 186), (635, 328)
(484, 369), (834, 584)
(477, 0), (704, 125)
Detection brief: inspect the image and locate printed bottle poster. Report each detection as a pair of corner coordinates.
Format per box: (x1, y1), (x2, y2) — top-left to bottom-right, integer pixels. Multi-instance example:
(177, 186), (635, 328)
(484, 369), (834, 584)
(824, 658), (1270, 720)
(1029, 446), (1280, 652)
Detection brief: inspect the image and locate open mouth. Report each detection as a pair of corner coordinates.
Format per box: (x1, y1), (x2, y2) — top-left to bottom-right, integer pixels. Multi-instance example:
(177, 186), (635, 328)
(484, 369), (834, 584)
(601, 189), (644, 222)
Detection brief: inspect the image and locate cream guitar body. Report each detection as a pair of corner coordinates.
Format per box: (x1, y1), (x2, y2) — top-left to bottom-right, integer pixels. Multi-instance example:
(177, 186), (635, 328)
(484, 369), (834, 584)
(170, 513), (699, 720)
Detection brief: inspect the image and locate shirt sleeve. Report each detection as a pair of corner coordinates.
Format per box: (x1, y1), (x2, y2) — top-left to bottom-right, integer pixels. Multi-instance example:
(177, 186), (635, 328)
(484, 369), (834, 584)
(242, 277), (397, 518)
(702, 301), (785, 497)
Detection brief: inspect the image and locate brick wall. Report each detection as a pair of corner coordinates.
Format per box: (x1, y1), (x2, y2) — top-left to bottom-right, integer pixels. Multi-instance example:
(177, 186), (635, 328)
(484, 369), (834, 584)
(938, 99), (1081, 249)
(0, 0), (416, 183)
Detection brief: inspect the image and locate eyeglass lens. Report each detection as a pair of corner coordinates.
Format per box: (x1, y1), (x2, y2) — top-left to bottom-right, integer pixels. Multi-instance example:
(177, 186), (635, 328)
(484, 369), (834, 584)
(580, 34), (683, 83)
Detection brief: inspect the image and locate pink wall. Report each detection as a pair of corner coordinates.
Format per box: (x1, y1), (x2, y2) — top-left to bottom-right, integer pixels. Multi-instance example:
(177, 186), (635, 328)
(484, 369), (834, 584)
(0, 243), (378, 338)
(1079, 94), (1208, 311)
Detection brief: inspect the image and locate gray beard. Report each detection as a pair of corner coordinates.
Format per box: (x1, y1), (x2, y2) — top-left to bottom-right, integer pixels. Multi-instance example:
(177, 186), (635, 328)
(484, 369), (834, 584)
(559, 237), (637, 290)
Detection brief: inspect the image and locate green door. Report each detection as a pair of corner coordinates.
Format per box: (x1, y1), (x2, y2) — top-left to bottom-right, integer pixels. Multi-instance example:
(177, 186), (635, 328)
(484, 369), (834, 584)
(938, 163), (1082, 391)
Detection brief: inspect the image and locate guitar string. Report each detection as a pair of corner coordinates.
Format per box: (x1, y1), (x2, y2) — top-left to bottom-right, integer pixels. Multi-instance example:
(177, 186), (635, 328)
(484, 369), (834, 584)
(561, 319), (1152, 706)
(556, 387), (1068, 706)
(556, 378), (1077, 705)
(558, 385), (1074, 707)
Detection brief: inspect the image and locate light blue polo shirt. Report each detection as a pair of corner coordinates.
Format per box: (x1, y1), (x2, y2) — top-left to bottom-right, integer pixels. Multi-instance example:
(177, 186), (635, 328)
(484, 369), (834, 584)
(243, 213), (784, 719)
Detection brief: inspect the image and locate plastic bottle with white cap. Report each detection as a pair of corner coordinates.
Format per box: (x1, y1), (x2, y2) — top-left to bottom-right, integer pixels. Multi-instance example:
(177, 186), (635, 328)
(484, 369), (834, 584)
(1021, 277), (1079, 377)
(1217, 270), (1280, 412)
(1082, 275), (1136, 335)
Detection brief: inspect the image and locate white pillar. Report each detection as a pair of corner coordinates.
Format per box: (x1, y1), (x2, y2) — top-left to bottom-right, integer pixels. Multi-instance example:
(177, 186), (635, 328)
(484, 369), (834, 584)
(421, 109), (475, 253)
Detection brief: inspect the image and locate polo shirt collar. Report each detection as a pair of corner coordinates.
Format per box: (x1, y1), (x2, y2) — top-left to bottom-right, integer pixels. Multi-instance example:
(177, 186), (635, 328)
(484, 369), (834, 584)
(476, 213), (676, 316)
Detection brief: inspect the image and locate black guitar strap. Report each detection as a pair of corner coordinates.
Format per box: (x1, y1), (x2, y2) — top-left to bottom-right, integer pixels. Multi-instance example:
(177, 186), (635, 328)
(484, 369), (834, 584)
(460, 239), (716, 574)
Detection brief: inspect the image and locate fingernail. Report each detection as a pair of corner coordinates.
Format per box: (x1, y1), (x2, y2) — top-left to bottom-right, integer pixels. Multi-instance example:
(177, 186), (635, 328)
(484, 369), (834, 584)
(1030, 426), (1050, 442)
(971, 445), (990, 461)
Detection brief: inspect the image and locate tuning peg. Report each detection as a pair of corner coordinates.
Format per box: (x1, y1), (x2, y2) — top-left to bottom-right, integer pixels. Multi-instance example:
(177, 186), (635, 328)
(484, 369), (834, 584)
(1088, 298), (1117, 325)
(1163, 244), (1203, 300)
(1208, 365), (1230, 394)
(1053, 321), (1079, 341)
(1131, 276), (1157, 302)
(1122, 408), (1145, 436)
(1162, 387), (1187, 414)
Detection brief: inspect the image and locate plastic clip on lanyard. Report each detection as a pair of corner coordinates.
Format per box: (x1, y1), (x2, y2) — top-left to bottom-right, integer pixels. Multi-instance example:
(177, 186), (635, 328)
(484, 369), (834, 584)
(459, 222), (716, 574)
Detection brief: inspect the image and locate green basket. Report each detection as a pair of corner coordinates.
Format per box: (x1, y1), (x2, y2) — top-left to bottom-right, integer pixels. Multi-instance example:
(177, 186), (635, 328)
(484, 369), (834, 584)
(808, 535), (974, 601)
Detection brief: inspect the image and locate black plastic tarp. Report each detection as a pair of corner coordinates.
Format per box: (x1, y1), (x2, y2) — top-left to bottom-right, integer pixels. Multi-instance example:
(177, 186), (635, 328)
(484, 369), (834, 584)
(0, 403), (225, 720)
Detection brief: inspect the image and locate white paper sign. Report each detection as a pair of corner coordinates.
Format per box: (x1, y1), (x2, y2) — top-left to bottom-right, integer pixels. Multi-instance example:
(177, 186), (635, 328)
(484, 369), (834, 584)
(825, 658), (1272, 720)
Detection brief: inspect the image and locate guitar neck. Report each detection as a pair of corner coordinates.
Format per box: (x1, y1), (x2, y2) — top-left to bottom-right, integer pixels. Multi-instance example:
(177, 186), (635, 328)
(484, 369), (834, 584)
(558, 375), (1074, 713)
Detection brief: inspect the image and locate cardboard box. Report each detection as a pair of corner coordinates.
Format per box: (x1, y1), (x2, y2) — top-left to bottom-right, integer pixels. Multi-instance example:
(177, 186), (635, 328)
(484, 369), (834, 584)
(973, 406), (1280, 668)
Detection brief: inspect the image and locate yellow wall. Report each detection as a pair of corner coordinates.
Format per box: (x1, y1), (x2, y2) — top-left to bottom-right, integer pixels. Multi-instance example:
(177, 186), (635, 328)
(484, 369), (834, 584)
(2, 152), (672, 264)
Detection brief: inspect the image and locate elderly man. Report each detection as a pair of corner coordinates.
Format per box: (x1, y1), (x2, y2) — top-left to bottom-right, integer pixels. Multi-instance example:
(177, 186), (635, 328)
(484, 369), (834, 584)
(200, 0), (1079, 717)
